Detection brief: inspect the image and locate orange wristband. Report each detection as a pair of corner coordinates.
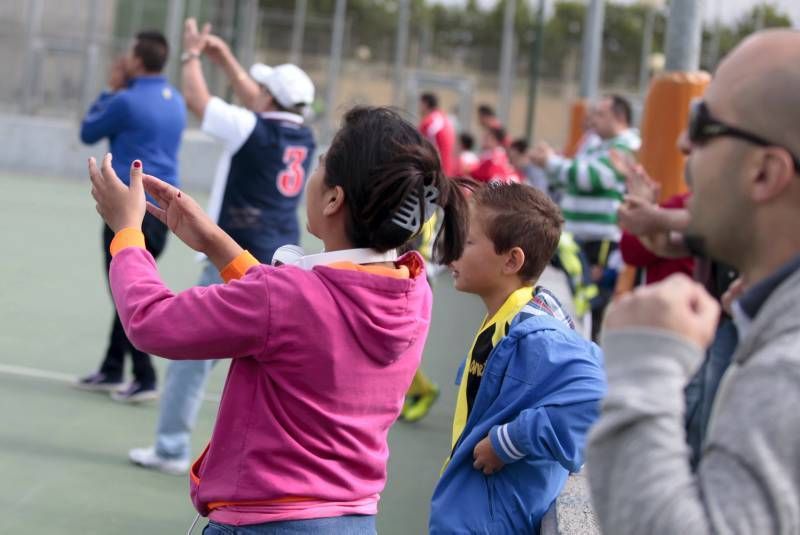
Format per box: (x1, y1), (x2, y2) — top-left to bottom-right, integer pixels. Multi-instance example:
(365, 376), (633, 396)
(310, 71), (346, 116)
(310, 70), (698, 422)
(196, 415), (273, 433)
(110, 227), (146, 257)
(220, 250), (259, 283)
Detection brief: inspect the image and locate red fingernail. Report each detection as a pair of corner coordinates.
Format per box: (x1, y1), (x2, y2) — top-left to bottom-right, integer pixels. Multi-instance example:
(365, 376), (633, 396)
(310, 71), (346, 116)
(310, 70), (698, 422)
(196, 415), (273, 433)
(133, 160), (141, 168)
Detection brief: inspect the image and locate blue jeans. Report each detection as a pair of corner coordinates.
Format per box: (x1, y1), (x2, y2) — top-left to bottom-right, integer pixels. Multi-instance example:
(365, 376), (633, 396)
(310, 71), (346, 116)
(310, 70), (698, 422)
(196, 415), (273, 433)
(203, 516), (377, 534)
(155, 262), (221, 461)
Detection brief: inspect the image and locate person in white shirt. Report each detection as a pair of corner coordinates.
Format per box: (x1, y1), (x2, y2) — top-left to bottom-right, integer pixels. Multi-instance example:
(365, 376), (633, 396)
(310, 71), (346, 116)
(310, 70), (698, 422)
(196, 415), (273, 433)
(128, 19), (317, 474)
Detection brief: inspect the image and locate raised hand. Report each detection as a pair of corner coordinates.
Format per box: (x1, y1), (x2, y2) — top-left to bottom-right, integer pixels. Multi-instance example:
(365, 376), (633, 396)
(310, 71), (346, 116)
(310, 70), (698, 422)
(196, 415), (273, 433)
(183, 17), (211, 55)
(618, 195), (664, 236)
(204, 34), (231, 65)
(530, 142), (554, 168)
(639, 230), (691, 259)
(604, 273), (720, 350)
(609, 149), (660, 204)
(108, 56), (129, 92)
(141, 174), (217, 253)
(144, 175), (245, 269)
(89, 154), (146, 232)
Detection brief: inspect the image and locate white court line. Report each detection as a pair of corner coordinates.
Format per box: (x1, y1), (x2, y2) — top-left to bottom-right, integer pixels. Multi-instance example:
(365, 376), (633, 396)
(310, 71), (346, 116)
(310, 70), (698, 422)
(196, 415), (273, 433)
(0, 363), (221, 403)
(0, 363), (74, 382)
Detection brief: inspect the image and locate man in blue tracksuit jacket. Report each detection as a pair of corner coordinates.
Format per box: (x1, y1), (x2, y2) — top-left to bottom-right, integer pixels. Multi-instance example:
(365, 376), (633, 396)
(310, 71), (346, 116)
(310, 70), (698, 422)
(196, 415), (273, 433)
(76, 30), (186, 402)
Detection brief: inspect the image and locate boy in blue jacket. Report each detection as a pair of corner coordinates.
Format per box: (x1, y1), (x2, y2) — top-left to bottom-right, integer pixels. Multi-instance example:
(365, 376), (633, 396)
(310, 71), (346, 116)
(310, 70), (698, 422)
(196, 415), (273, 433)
(430, 182), (607, 533)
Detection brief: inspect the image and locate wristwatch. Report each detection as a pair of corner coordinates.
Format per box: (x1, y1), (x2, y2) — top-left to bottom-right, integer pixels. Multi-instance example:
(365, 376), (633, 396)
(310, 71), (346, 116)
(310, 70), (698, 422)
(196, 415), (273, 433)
(181, 50), (201, 63)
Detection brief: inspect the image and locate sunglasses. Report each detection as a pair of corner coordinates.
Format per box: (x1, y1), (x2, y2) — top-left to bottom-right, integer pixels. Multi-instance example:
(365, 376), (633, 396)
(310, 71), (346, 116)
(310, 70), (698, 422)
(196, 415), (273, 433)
(688, 100), (800, 172)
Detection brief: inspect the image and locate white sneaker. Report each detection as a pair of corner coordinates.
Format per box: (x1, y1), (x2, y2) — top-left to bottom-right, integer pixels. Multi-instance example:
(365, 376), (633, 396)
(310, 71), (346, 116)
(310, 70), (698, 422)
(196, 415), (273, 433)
(129, 446), (189, 476)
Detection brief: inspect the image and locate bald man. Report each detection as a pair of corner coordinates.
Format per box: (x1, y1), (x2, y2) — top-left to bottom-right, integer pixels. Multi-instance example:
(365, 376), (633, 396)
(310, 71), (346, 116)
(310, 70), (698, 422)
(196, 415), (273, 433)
(586, 29), (800, 534)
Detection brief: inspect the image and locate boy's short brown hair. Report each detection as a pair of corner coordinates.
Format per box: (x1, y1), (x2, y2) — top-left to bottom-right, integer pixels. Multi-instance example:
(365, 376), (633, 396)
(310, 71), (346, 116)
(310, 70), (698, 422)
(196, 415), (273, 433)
(473, 182), (563, 283)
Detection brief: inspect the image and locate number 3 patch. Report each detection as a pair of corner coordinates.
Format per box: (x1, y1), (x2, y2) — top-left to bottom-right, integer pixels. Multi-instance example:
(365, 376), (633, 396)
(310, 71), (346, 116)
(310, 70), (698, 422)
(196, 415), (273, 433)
(277, 146), (308, 197)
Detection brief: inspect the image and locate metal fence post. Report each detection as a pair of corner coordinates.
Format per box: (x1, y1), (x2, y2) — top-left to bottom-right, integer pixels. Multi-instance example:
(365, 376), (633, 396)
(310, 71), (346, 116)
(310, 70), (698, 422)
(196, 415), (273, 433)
(579, 0), (605, 99)
(187, 0), (204, 19)
(755, 1), (766, 31)
(236, 0), (259, 70)
(324, 0), (347, 142)
(392, 0), (410, 107)
(21, 0), (44, 114)
(525, 0), (545, 141)
(664, 0), (703, 72)
(289, 0), (307, 65)
(81, 0), (102, 116)
(497, 0), (516, 125)
(164, 0), (185, 85)
(638, 5), (657, 99)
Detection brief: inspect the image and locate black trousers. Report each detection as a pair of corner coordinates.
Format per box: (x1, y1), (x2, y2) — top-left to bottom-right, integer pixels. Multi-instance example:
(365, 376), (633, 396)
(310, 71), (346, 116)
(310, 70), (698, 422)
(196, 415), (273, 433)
(579, 239), (619, 342)
(98, 213), (168, 387)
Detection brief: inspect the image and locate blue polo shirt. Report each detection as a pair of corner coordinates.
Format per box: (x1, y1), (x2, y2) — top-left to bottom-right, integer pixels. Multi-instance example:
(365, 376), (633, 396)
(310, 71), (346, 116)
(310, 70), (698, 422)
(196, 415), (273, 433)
(80, 75), (186, 186)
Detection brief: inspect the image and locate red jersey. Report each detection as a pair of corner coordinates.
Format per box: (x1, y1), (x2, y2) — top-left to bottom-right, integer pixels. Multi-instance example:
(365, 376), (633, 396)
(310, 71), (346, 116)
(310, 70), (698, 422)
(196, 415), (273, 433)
(419, 110), (457, 177)
(470, 147), (520, 183)
(619, 193), (695, 285)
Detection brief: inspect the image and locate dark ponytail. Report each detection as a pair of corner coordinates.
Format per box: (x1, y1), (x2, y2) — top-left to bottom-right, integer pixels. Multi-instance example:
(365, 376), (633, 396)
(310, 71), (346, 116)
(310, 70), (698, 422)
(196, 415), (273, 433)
(430, 173), (470, 265)
(324, 106), (468, 264)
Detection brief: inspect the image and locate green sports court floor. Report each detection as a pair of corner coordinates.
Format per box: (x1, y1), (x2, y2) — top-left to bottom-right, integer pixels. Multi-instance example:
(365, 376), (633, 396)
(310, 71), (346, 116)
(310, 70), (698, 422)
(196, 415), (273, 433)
(0, 172), (485, 534)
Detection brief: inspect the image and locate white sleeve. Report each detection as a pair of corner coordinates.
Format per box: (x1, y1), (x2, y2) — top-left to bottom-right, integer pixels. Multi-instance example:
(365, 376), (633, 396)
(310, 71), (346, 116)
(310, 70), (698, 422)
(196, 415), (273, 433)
(201, 96), (257, 154)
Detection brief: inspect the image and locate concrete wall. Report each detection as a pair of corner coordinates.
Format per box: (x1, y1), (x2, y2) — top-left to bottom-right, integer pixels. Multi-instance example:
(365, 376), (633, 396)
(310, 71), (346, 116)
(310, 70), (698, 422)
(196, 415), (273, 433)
(0, 113), (222, 191)
(541, 472), (601, 535)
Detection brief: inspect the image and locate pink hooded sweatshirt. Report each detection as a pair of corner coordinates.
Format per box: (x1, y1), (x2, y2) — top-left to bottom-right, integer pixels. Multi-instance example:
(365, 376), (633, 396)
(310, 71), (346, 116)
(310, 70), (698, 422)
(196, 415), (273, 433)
(109, 246), (431, 525)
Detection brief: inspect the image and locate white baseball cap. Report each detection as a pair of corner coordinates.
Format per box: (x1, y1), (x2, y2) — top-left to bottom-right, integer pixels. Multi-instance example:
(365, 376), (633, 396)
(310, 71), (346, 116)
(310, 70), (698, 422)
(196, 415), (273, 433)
(249, 63), (315, 111)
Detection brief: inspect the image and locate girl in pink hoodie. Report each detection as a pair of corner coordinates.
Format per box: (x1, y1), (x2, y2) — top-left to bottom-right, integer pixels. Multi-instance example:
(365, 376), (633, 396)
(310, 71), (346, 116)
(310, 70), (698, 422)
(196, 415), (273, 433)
(88, 107), (469, 534)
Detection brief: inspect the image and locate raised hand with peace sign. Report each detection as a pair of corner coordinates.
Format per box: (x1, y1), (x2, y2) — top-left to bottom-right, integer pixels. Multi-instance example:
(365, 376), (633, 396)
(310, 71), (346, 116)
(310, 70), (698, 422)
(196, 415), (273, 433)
(183, 17), (211, 56)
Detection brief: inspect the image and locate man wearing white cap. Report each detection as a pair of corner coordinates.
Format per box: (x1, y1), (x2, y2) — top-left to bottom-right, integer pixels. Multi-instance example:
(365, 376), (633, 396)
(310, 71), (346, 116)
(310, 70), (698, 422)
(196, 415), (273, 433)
(129, 19), (316, 474)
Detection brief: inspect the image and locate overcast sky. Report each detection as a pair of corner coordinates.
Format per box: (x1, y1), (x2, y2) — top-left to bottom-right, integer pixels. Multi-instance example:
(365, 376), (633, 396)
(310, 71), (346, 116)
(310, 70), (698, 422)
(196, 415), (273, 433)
(433, 0), (800, 27)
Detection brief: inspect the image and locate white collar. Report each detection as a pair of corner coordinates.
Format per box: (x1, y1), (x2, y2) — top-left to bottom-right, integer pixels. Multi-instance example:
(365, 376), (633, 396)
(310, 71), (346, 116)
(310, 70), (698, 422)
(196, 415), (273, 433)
(272, 246), (399, 270)
(258, 111), (304, 124)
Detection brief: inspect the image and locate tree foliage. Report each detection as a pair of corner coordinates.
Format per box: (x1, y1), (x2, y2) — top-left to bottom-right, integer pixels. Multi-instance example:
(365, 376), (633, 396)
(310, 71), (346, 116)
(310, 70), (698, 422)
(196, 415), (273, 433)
(702, 4), (792, 71)
(254, 0), (792, 84)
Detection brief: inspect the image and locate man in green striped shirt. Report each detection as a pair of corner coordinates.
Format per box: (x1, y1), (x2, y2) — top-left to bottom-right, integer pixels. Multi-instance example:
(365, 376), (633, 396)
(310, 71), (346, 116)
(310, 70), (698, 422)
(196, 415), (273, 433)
(533, 95), (640, 242)
(532, 95), (641, 338)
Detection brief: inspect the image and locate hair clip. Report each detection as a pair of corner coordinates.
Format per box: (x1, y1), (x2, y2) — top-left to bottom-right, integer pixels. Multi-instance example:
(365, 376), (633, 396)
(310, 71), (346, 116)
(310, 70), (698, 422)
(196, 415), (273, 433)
(391, 183), (439, 234)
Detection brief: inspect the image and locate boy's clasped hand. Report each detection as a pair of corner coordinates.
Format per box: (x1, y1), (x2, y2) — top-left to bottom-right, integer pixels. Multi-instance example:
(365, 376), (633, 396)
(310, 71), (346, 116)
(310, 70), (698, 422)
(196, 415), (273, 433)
(473, 436), (505, 475)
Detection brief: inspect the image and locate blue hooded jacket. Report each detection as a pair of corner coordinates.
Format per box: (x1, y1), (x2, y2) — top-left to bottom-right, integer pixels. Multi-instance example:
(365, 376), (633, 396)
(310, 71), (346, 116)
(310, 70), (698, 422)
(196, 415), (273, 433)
(430, 296), (607, 534)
